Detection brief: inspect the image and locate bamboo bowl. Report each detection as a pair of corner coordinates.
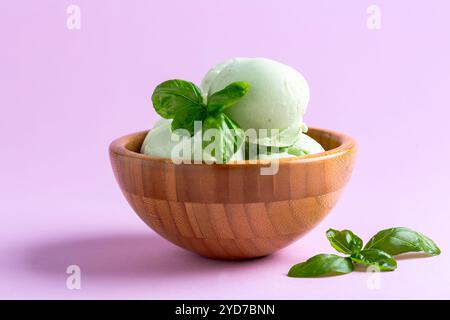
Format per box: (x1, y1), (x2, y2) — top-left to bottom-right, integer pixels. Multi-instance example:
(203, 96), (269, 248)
(109, 128), (356, 259)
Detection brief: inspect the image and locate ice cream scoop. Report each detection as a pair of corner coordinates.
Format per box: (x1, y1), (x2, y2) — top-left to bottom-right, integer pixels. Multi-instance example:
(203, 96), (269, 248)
(142, 57), (321, 162)
(140, 119), (191, 160)
(201, 57), (310, 132)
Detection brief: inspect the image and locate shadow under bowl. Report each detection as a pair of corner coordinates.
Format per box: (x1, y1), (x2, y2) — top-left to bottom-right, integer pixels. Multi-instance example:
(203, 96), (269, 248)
(109, 127), (357, 260)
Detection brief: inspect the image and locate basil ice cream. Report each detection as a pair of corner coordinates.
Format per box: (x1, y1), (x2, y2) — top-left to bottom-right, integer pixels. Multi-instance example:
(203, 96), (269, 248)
(141, 57), (324, 161)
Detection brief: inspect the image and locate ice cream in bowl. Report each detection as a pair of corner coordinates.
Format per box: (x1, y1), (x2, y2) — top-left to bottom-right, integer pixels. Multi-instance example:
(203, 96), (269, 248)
(109, 58), (356, 259)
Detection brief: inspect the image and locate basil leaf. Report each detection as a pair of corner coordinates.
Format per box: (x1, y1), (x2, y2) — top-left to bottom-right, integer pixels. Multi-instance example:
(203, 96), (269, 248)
(152, 80), (203, 119)
(171, 105), (207, 136)
(350, 249), (397, 271)
(202, 113), (244, 163)
(364, 227), (440, 256)
(326, 229), (363, 255)
(288, 254), (353, 278)
(207, 81), (250, 113)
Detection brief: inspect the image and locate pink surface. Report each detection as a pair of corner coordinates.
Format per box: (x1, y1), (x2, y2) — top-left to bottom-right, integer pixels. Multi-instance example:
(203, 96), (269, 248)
(1, 0), (449, 299)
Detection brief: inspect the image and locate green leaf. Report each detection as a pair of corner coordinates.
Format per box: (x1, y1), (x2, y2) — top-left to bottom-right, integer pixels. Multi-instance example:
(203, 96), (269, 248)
(350, 249), (397, 271)
(326, 228), (363, 255)
(202, 113), (244, 163)
(171, 105), (207, 136)
(152, 80), (204, 119)
(288, 254), (354, 278)
(364, 227), (441, 256)
(207, 81), (250, 113)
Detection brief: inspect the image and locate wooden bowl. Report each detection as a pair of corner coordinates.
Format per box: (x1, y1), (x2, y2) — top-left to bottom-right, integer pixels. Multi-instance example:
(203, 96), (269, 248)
(109, 128), (356, 259)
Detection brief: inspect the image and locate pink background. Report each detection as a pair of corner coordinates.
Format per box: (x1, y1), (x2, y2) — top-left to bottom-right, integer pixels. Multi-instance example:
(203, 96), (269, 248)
(1, 0), (449, 299)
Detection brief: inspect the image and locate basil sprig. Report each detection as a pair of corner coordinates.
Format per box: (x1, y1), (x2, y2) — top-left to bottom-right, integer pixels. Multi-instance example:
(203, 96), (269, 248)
(152, 79), (250, 163)
(288, 227), (440, 278)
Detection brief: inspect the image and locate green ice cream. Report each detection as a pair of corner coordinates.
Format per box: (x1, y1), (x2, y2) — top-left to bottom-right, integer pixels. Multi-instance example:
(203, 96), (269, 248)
(141, 57), (324, 161)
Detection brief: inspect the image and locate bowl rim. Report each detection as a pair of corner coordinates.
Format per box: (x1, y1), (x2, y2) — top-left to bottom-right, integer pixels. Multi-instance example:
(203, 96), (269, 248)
(109, 126), (356, 166)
